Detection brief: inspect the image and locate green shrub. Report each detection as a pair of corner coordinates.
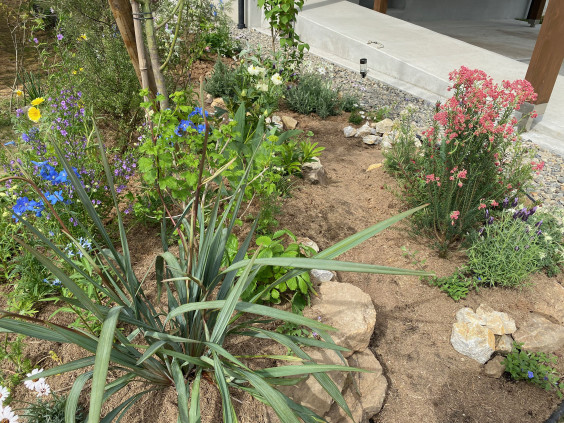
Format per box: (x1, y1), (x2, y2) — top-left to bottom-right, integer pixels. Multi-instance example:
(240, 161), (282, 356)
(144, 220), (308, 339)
(348, 110), (363, 125)
(286, 73), (343, 119)
(36, 1), (140, 120)
(24, 393), (86, 423)
(467, 204), (560, 287)
(204, 59), (239, 100)
(503, 342), (564, 398)
(383, 66), (538, 256)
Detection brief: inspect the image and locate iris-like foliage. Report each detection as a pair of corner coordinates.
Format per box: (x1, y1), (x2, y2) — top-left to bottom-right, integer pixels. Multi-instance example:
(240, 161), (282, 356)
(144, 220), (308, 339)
(0, 119), (430, 422)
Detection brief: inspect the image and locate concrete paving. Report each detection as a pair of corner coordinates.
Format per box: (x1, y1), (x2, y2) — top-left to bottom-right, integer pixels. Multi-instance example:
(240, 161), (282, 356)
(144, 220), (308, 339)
(242, 0), (564, 155)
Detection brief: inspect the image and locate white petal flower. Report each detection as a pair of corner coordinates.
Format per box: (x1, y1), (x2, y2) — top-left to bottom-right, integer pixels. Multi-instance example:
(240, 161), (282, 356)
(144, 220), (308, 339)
(256, 83), (268, 92)
(0, 405), (18, 423)
(271, 73), (283, 86)
(318, 67), (326, 75)
(35, 381), (51, 397)
(247, 65), (260, 76)
(24, 368), (45, 392)
(0, 386), (9, 405)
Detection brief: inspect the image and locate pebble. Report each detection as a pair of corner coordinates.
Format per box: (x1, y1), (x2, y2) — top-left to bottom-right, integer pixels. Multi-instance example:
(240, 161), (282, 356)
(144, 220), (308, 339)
(231, 26), (564, 207)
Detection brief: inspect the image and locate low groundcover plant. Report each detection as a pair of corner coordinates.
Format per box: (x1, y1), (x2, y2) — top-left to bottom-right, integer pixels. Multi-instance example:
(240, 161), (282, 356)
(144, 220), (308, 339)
(0, 116), (431, 422)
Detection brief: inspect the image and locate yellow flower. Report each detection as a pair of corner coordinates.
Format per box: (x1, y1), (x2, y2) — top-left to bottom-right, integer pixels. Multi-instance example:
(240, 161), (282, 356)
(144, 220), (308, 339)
(72, 70), (77, 75)
(79, 67), (84, 72)
(28, 106), (41, 122)
(31, 97), (45, 106)
(78, 34), (88, 41)
(14, 89), (23, 97)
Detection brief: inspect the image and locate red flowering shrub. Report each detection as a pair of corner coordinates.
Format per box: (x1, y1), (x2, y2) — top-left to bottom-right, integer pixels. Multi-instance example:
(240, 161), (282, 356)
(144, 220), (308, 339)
(385, 66), (538, 256)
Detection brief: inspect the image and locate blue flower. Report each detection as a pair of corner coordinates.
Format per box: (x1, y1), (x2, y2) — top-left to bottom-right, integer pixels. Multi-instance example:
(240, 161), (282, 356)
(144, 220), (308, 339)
(4, 141), (15, 146)
(21, 133), (30, 142)
(527, 371), (534, 379)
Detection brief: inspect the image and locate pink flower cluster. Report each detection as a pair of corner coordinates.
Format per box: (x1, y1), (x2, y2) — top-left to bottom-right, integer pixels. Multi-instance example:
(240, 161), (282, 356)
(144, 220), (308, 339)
(434, 66), (537, 146)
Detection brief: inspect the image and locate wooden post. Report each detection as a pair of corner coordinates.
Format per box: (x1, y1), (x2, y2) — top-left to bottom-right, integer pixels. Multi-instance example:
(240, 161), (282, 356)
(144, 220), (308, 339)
(525, 0), (564, 106)
(373, 0), (387, 13)
(527, 0), (546, 23)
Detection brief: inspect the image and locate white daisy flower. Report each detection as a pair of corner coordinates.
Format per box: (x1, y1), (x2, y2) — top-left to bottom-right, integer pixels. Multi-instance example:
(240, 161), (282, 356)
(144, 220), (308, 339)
(0, 386), (9, 405)
(35, 381), (51, 397)
(271, 73), (283, 86)
(0, 405), (18, 423)
(24, 368), (45, 392)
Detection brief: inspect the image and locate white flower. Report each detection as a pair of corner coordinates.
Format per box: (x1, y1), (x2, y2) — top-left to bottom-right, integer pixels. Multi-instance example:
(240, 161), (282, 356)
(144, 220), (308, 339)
(24, 368), (45, 392)
(318, 67), (326, 75)
(35, 381), (51, 397)
(288, 62), (297, 70)
(414, 139), (422, 148)
(0, 405), (18, 423)
(256, 83), (268, 92)
(256, 66), (266, 75)
(247, 65), (260, 76)
(0, 386), (9, 405)
(271, 73), (283, 86)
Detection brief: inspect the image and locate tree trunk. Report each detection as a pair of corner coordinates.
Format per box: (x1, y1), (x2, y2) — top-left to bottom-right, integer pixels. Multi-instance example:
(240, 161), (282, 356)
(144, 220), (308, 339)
(140, 0), (169, 109)
(108, 0), (157, 97)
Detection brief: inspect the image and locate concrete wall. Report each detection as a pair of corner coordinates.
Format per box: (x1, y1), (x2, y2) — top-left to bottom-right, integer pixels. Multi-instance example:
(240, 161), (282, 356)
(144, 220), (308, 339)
(386, 0), (531, 21)
(383, 0), (532, 21)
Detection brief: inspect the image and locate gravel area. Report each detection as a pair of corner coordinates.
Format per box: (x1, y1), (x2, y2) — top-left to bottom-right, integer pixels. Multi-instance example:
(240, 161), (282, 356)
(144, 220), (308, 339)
(232, 26), (564, 208)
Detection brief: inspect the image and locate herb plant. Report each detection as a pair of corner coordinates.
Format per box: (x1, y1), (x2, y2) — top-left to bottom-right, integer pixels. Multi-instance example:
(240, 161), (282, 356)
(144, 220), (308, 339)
(503, 342), (564, 398)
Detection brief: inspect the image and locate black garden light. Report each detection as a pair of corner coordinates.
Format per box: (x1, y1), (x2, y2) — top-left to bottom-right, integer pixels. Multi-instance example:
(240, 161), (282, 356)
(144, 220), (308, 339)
(360, 58), (367, 78)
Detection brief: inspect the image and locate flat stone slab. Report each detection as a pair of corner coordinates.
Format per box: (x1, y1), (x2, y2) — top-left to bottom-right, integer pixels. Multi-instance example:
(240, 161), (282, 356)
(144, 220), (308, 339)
(513, 313), (564, 352)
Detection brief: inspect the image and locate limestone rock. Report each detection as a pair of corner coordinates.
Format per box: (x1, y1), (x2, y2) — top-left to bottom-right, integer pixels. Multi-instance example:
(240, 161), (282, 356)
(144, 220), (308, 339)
(281, 115), (298, 130)
(305, 282), (376, 357)
(455, 307), (486, 326)
(302, 158), (328, 185)
(495, 334), (514, 355)
(278, 348), (348, 416)
(348, 349), (387, 418)
(476, 304), (516, 335)
(513, 313), (564, 352)
(362, 135), (382, 145)
(381, 140), (392, 150)
(310, 269), (337, 284)
(451, 321), (495, 364)
(211, 97), (226, 109)
(271, 115), (284, 131)
(374, 118), (394, 134)
(343, 126), (357, 138)
(382, 131), (396, 146)
(484, 355), (506, 378)
(324, 386), (363, 423)
(297, 237), (320, 254)
(531, 279), (564, 324)
(355, 123), (372, 138)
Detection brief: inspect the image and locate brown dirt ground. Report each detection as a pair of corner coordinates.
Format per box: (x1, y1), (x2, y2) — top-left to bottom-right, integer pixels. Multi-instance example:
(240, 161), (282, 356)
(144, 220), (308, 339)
(275, 109), (564, 423)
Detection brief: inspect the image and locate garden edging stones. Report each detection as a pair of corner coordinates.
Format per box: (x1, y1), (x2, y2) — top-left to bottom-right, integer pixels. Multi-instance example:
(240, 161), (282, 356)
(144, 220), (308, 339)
(280, 281), (386, 422)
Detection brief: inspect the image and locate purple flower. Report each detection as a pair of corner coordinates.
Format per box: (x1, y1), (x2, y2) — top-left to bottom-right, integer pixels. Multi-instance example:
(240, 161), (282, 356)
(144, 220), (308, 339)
(535, 220), (543, 228)
(527, 371), (534, 379)
(33, 37), (38, 44)
(57, 33), (63, 41)
(514, 246), (519, 251)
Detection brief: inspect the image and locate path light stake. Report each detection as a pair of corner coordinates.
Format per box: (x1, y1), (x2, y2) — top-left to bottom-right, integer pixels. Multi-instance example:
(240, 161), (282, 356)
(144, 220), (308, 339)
(360, 58), (367, 78)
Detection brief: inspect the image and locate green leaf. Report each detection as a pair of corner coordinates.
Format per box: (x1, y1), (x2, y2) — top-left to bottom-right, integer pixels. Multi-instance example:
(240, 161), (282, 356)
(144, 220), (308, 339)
(88, 306), (123, 423)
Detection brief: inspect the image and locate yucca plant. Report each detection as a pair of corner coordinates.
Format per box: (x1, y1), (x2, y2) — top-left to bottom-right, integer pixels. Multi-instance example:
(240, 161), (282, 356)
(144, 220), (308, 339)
(0, 113), (430, 422)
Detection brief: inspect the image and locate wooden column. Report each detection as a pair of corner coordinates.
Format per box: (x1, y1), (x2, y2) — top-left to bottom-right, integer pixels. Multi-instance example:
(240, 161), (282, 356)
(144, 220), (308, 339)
(525, 0), (564, 106)
(373, 0), (387, 13)
(527, 0), (547, 20)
